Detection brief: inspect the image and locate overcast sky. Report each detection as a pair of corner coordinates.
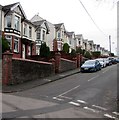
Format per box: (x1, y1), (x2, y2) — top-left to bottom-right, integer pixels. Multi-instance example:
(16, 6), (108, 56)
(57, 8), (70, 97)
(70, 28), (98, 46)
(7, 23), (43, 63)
(1, 0), (117, 54)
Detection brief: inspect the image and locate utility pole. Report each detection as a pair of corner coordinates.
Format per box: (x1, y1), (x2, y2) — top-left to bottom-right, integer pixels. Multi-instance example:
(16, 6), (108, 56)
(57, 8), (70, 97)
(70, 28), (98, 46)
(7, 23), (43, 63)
(109, 35), (111, 54)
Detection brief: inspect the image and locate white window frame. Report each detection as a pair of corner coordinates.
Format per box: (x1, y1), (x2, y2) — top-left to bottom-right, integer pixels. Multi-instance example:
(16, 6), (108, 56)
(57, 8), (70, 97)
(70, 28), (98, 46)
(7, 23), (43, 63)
(29, 26), (32, 38)
(5, 35), (12, 50)
(14, 16), (20, 31)
(6, 15), (12, 28)
(42, 30), (45, 41)
(24, 23), (27, 36)
(36, 29), (41, 40)
(14, 37), (19, 53)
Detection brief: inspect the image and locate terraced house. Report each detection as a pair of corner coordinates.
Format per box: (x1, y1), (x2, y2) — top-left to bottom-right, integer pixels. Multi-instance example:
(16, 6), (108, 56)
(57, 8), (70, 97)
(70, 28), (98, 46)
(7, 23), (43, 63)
(1, 2), (36, 58)
(1, 2), (109, 58)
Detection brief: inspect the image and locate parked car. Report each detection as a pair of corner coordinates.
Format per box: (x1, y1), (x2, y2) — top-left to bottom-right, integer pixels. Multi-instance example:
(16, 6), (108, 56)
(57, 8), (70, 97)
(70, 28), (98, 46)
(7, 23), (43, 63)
(103, 58), (112, 66)
(80, 60), (101, 72)
(108, 57), (117, 64)
(96, 58), (106, 68)
(115, 57), (119, 63)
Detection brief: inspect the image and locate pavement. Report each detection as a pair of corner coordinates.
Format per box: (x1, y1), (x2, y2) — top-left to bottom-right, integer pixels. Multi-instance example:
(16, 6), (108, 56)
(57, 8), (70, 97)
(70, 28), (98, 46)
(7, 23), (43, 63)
(2, 68), (80, 93)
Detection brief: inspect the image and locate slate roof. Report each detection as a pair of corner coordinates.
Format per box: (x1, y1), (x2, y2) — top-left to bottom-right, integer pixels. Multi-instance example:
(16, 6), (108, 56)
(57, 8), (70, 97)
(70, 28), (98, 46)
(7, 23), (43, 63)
(54, 23), (63, 29)
(32, 20), (46, 27)
(2, 2), (19, 11)
(66, 32), (74, 36)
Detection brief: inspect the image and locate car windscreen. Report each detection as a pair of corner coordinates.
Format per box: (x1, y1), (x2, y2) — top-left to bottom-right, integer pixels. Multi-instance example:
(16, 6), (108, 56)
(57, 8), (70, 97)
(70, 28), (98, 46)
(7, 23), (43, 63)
(84, 61), (95, 65)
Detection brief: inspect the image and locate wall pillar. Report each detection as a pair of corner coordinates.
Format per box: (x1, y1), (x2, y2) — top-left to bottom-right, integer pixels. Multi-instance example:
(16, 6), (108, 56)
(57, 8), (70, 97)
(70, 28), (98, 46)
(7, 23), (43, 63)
(55, 52), (61, 73)
(79, 54), (83, 67)
(76, 53), (80, 68)
(2, 51), (13, 85)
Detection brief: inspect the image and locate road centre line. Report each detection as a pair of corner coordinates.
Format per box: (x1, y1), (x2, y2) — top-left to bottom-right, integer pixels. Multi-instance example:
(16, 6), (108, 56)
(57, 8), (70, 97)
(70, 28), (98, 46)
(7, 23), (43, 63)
(112, 112), (119, 116)
(53, 97), (64, 101)
(77, 100), (87, 104)
(83, 107), (99, 113)
(59, 95), (72, 99)
(69, 101), (80, 106)
(92, 105), (107, 111)
(88, 75), (99, 82)
(58, 85), (80, 97)
(104, 114), (116, 119)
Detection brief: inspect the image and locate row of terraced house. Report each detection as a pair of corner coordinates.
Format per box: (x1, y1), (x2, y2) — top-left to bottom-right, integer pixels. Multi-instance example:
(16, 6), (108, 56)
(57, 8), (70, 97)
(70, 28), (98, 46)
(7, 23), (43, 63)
(0, 2), (109, 59)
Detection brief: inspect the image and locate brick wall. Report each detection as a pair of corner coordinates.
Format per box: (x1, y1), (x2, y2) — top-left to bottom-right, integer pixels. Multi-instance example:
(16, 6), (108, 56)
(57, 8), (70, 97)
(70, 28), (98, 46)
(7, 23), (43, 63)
(59, 58), (76, 73)
(10, 58), (55, 84)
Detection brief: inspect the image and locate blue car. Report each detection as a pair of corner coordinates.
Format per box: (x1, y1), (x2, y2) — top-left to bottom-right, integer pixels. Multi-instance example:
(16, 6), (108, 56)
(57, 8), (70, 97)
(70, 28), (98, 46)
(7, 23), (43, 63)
(80, 60), (101, 72)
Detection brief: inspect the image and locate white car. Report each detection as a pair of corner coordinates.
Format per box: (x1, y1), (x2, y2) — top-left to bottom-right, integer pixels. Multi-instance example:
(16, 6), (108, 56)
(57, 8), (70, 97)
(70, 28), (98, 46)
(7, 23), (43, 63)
(96, 58), (106, 68)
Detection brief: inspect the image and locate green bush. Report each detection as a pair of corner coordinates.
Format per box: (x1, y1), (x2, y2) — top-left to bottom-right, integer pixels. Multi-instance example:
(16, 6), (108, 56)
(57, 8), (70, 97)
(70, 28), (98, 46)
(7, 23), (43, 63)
(40, 42), (50, 58)
(76, 47), (83, 54)
(84, 51), (92, 59)
(63, 43), (70, 53)
(70, 49), (76, 57)
(1, 37), (10, 53)
(92, 51), (101, 58)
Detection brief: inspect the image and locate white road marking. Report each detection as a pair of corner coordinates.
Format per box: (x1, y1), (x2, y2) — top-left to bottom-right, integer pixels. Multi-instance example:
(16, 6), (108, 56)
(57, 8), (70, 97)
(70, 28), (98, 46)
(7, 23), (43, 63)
(88, 75), (99, 82)
(92, 105), (107, 111)
(69, 101), (80, 106)
(53, 97), (64, 101)
(83, 107), (99, 113)
(104, 114), (116, 119)
(77, 100), (87, 104)
(58, 85), (80, 96)
(102, 69), (110, 73)
(112, 112), (119, 115)
(59, 74), (65, 77)
(43, 79), (52, 82)
(59, 95), (72, 99)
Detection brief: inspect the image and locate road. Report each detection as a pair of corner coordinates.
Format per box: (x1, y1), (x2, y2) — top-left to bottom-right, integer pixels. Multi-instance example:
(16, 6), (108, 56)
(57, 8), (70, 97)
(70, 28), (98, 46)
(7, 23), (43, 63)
(2, 64), (118, 119)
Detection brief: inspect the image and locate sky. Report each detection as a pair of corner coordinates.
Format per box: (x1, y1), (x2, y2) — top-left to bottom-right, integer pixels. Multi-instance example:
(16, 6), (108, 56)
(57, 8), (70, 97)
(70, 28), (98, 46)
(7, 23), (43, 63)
(0, 0), (117, 54)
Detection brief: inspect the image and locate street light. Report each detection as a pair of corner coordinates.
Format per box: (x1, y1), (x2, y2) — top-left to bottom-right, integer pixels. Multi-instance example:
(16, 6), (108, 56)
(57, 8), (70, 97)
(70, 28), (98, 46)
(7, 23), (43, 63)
(109, 35), (111, 54)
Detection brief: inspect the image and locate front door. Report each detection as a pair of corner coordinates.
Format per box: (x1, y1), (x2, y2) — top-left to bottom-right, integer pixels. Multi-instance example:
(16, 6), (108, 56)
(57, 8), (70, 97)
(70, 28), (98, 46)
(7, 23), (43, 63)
(22, 44), (25, 59)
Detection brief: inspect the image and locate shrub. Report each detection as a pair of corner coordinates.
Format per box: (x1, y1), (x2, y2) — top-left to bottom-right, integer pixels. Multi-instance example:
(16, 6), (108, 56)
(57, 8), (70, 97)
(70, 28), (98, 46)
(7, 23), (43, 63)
(63, 43), (70, 53)
(84, 51), (92, 59)
(40, 42), (50, 58)
(70, 49), (76, 57)
(1, 37), (10, 53)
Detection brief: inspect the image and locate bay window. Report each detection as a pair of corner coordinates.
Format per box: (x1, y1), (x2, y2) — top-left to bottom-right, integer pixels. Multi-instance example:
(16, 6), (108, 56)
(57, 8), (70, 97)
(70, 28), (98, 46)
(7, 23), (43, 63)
(14, 16), (20, 31)
(14, 37), (19, 52)
(29, 26), (32, 38)
(5, 35), (12, 49)
(6, 15), (12, 28)
(42, 30), (45, 41)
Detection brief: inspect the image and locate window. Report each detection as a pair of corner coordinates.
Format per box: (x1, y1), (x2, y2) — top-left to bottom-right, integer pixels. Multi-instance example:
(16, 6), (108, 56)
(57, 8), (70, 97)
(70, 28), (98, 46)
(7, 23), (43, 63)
(79, 41), (81, 45)
(14, 16), (20, 31)
(58, 32), (60, 38)
(14, 37), (19, 52)
(36, 30), (41, 40)
(24, 23), (27, 36)
(6, 15), (12, 28)
(42, 30), (45, 41)
(5, 35), (12, 49)
(29, 26), (32, 38)
(69, 40), (71, 45)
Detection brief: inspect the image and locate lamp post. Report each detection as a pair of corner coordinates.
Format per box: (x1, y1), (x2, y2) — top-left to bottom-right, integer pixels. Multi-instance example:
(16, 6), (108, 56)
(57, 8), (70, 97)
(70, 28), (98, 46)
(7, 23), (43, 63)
(109, 35), (111, 54)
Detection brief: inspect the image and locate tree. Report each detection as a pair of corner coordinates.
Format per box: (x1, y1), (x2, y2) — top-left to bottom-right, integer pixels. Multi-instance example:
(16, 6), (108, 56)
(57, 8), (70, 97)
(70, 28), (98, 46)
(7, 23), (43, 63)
(92, 51), (101, 58)
(76, 47), (83, 54)
(2, 37), (10, 53)
(63, 43), (70, 53)
(40, 42), (50, 58)
(84, 51), (92, 59)
(70, 49), (76, 57)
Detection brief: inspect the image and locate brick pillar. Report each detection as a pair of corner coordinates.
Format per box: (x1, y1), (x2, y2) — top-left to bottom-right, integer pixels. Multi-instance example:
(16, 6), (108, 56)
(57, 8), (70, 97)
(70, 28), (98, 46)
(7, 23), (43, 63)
(55, 52), (61, 73)
(76, 53), (80, 68)
(79, 54), (83, 67)
(53, 39), (58, 51)
(49, 58), (55, 73)
(2, 51), (13, 85)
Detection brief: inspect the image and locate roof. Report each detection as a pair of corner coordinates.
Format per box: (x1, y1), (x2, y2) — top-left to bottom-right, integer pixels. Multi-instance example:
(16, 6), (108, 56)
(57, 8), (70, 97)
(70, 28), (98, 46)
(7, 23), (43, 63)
(54, 23), (63, 29)
(66, 32), (74, 36)
(2, 2), (27, 18)
(33, 20), (46, 26)
(88, 40), (94, 44)
(33, 20), (50, 33)
(2, 2), (18, 11)
(24, 19), (36, 27)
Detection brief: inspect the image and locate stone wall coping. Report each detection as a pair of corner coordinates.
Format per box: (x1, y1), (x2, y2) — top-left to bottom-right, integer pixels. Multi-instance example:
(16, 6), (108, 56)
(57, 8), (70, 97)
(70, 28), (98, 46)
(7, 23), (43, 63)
(12, 58), (52, 65)
(61, 58), (76, 63)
